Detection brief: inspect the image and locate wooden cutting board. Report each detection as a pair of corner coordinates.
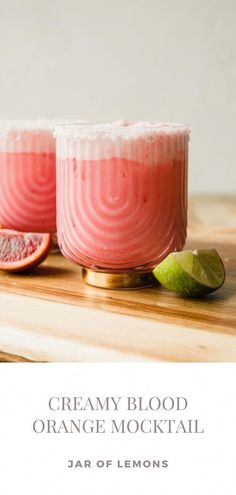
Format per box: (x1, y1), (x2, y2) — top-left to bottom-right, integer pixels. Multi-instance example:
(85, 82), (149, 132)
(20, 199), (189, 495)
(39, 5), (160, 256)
(0, 223), (235, 362)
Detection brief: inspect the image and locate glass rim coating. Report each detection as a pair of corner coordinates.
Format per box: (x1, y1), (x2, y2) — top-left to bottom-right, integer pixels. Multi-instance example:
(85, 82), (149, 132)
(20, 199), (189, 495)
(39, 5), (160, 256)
(0, 119), (86, 138)
(54, 121), (190, 141)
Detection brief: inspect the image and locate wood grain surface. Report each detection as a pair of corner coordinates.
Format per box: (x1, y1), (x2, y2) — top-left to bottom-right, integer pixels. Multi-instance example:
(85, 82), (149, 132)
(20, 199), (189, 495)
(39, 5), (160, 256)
(0, 196), (235, 363)
(0, 351), (32, 362)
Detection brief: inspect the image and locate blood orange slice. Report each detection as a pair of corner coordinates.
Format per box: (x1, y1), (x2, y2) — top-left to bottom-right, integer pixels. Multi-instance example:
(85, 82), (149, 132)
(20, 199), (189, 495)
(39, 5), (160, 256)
(0, 230), (53, 272)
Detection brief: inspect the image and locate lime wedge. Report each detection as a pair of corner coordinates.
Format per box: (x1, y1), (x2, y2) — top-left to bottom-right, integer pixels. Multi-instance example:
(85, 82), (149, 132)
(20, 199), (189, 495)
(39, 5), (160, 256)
(153, 249), (225, 297)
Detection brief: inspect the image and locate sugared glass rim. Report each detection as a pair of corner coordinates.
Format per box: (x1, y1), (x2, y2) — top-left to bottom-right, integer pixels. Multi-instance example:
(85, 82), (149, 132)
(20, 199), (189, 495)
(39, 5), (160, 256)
(54, 121), (190, 140)
(0, 119), (85, 136)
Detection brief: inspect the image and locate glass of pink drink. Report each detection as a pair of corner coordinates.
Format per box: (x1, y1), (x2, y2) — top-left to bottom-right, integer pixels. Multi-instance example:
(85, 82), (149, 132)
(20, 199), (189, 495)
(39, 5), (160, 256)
(56, 122), (190, 288)
(0, 120), (57, 233)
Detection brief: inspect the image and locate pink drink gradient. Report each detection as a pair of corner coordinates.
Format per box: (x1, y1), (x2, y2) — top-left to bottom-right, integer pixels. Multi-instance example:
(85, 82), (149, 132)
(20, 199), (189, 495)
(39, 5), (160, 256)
(56, 123), (189, 272)
(0, 122), (56, 233)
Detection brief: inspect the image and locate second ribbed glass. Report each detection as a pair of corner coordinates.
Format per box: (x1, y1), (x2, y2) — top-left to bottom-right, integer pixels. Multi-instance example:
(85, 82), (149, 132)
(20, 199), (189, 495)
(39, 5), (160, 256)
(0, 120), (56, 233)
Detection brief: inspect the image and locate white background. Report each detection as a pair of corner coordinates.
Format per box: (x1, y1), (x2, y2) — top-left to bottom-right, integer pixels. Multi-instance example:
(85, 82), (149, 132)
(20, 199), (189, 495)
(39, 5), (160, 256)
(0, 0), (236, 193)
(0, 363), (235, 494)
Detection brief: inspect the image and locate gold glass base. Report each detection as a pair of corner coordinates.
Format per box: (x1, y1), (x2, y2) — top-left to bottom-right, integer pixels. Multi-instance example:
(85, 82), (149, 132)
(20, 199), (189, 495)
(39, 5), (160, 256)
(82, 268), (156, 289)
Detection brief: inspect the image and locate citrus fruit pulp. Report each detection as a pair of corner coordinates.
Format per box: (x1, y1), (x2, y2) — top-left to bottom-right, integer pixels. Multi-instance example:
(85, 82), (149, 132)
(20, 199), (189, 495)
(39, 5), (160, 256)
(0, 229), (52, 272)
(153, 248), (225, 297)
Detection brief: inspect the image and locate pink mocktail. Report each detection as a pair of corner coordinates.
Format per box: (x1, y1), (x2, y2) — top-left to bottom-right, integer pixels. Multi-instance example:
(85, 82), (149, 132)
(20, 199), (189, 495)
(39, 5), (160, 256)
(56, 122), (189, 287)
(0, 121), (56, 233)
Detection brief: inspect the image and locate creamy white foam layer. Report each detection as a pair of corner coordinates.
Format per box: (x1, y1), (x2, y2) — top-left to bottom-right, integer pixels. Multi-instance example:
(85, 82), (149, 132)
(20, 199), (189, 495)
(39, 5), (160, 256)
(55, 121), (190, 139)
(55, 122), (190, 163)
(0, 119), (85, 153)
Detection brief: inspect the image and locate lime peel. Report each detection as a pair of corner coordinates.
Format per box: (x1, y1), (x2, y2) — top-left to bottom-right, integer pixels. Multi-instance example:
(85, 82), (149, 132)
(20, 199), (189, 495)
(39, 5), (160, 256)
(153, 248), (225, 297)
